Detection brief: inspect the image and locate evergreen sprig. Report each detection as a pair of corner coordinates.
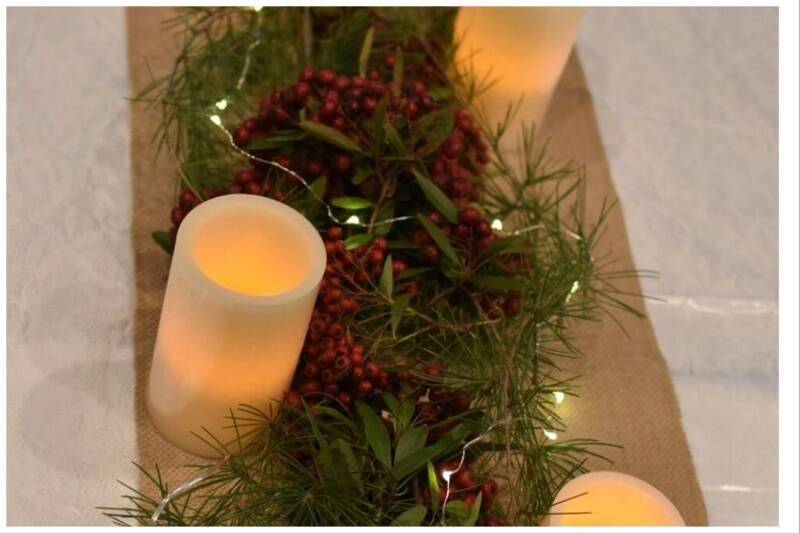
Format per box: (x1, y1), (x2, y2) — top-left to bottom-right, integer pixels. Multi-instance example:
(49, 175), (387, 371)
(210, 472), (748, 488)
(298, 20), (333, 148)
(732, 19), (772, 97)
(108, 7), (645, 526)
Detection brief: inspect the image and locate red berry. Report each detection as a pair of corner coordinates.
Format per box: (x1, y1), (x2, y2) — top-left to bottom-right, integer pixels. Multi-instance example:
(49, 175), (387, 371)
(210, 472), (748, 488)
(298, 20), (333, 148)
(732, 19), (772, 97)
(292, 82), (312, 103)
(340, 298), (358, 313)
(357, 380), (374, 395)
(385, 55), (397, 67)
(299, 67), (315, 82)
(327, 226), (344, 240)
(422, 364), (443, 378)
(368, 249), (384, 265)
(453, 224), (471, 239)
(320, 368), (336, 383)
(320, 99), (338, 118)
(367, 238), (385, 254)
(351, 365), (365, 381)
(323, 383), (340, 395)
(298, 380), (321, 396)
(235, 168), (256, 184)
(317, 69), (336, 85)
(503, 294), (521, 317)
(412, 229), (432, 245)
(284, 390), (303, 410)
(228, 183), (243, 194)
(365, 362), (380, 379)
(404, 101), (420, 120)
(363, 97), (377, 114)
(170, 207), (186, 226)
(352, 76), (366, 88)
(234, 125), (251, 146)
(332, 115), (348, 132)
(422, 244), (440, 263)
(337, 391), (352, 406)
(392, 259), (408, 275)
(482, 478), (498, 496)
(303, 362), (320, 379)
(428, 211), (444, 226)
(334, 75), (350, 92)
(306, 160), (324, 177)
(455, 468), (475, 489)
(332, 153), (352, 173)
(318, 349), (337, 366)
(351, 351), (364, 366)
(475, 221), (492, 237)
(273, 106), (291, 126)
(367, 69), (380, 81)
(334, 355), (352, 372)
(179, 190), (199, 208)
(244, 181), (261, 195)
(325, 241), (338, 255)
(459, 207), (482, 226)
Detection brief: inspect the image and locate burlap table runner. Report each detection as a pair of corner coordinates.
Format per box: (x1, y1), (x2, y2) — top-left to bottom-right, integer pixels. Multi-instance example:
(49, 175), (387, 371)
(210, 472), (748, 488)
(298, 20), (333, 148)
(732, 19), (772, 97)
(127, 7), (707, 526)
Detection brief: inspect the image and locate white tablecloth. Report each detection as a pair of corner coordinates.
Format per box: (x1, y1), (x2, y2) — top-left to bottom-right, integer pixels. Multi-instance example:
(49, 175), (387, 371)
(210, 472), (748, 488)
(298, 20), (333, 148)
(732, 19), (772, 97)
(6, 6), (778, 526)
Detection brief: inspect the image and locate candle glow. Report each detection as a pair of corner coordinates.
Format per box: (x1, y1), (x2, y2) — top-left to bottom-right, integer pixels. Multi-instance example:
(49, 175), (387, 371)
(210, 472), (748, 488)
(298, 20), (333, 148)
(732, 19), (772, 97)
(147, 194), (326, 457)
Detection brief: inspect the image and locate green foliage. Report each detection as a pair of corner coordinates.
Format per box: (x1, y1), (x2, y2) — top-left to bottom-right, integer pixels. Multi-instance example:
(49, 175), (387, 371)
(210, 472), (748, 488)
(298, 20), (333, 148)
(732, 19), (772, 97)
(113, 5), (646, 528)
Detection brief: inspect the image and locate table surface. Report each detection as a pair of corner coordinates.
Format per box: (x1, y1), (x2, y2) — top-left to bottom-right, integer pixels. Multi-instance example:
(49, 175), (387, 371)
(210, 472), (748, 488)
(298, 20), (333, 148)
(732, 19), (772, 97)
(6, 7), (778, 526)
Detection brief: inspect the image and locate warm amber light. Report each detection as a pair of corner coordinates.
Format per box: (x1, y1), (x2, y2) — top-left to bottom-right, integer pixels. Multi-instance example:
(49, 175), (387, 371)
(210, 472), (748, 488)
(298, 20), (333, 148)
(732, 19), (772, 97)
(455, 7), (585, 143)
(191, 205), (311, 296)
(545, 471), (685, 526)
(148, 195), (326, 457)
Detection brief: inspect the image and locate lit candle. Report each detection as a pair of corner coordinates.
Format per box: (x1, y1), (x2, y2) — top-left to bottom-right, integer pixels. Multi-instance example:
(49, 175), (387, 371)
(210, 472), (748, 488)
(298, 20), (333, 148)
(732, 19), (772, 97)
(147, 194), (326, 457)
(455, 7), (585, 141)
(544, 471), (685, 526)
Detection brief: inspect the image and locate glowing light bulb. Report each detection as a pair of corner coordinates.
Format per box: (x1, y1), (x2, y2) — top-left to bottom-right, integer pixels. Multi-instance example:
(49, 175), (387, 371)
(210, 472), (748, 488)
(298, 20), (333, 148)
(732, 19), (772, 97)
(491, 218), (503, 231)
(252, 6), (263, 12)
(543, 429), (558, 441)
(553, 391), (565, 404)
(215, 99), (228, 110)
(345, 215), (361, 225)
(209, 114), (222, 126)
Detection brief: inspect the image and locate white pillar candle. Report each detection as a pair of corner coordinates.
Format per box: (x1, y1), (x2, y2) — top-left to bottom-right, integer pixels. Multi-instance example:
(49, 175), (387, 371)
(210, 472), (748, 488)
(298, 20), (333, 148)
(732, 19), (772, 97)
(147, 194), (326, 457)
(544, 471), (685, 526)
(455, 7), (585, 143)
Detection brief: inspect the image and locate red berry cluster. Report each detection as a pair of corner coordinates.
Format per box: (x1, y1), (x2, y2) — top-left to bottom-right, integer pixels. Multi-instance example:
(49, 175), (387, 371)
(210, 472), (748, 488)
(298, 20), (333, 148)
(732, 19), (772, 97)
(284, 226), (404, 408)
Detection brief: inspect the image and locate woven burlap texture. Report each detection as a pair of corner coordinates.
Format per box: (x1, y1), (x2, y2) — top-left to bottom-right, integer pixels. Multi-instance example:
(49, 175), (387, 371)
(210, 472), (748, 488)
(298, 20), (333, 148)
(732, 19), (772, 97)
(127, 7), (707, 525)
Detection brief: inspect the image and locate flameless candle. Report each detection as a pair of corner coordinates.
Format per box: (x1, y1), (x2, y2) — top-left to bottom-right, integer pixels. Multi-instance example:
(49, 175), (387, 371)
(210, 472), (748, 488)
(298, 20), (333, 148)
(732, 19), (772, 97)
(544, 471), (685, 526)
(455, 7), (585, 143)
(147, 194), (326, 457)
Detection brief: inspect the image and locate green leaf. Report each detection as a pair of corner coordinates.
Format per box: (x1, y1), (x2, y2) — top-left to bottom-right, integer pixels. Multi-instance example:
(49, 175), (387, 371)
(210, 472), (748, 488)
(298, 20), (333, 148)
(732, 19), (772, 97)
(414, 109), (455, 157)
(355, 401), (392, 469)
(246, 129), (306, 151)
(417, 214), (460, 266)
(288, 176), (326, 220)
(384, 122), (405, 154)
(398, 397), (416, 429)
(318, 438), (363, 495)
(412, 169), (457, 222)
(331, 196), (373, 210)
(427, 462), (441, 514)
(152, 230), (173, 254)
(392, 424), (470, 479)
(464, 492), (482, 526)
(364, 95), (389, 150)
(383, 393), (400, 417)
(445, 500), (469, 522)
(379, 254), (393, 297)
(374, 200), (395, 236)
(351, 167), (371, 185)
(391, 505), (428, 526)
(474, 234), (534, 265)
(387, 239), (421, 250)
(395, 425), (429, 465)
(397, 267), (433, 280)
(299, 121), (364, 154)
(392, 46), (403, 97)
(358, 26), (375, 77)
(345, 233), (373, 250)
(471, 275), (525, 291)
(390, 293), (412, 336)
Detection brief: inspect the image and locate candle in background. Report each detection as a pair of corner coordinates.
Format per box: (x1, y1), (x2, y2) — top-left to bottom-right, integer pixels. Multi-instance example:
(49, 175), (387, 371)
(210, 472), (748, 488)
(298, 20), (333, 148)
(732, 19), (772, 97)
(544, 471), (685, 526)
(455, 7), (585, 146)
(147, 194), (326, 457)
